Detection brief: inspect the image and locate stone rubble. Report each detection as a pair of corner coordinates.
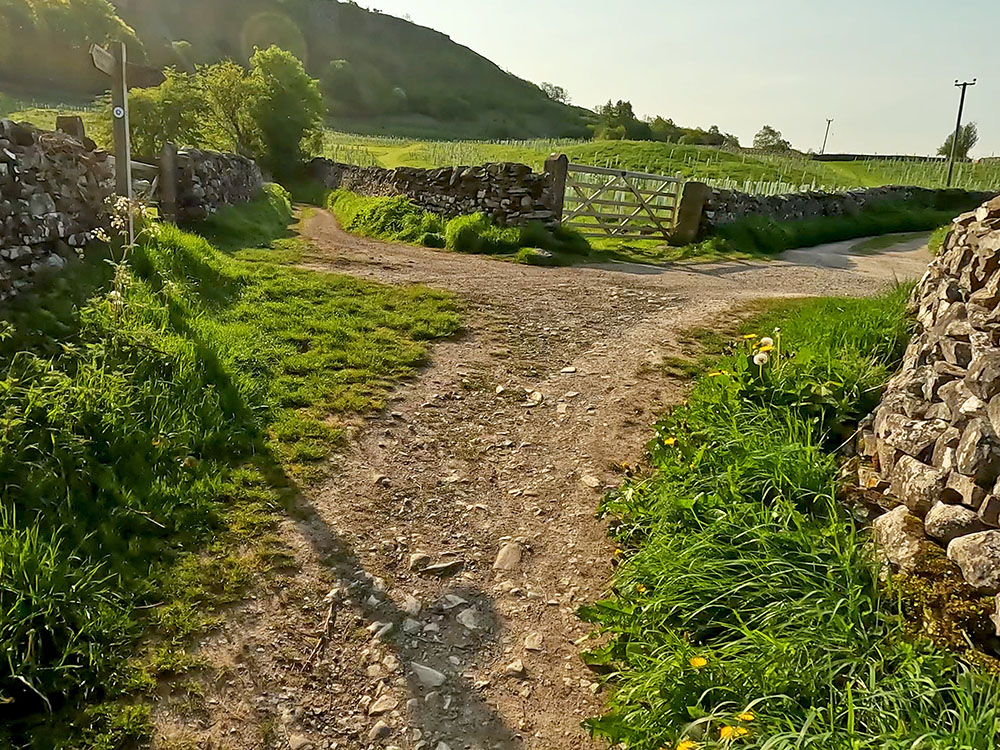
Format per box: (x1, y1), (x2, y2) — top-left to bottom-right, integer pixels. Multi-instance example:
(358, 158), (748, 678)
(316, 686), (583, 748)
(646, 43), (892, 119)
(865, 195), (1000, 607)
(175, 148), (263, 221)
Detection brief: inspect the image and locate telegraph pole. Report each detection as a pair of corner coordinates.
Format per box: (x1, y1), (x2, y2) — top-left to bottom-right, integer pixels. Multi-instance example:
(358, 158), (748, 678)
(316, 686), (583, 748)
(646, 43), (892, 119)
(947, 79), (976, 188)
(820, 119), (834, 155)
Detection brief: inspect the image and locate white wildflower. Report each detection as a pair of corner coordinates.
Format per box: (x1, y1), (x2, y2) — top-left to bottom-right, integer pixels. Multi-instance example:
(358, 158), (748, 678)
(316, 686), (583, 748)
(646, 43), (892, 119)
(759, 337), (775, 348)
(753, 352), (770, 366)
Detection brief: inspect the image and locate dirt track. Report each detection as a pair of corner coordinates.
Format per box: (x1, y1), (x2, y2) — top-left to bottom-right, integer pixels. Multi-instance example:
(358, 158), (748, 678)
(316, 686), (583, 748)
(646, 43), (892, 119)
(154, 219), (931, 750)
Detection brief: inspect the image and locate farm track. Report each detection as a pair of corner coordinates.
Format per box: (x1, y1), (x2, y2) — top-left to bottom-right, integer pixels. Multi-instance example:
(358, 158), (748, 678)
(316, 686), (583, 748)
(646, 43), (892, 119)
(153, 222), (931, 750)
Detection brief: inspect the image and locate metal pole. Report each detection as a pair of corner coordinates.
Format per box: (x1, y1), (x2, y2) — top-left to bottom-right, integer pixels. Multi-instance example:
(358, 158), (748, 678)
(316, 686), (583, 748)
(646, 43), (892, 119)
(947, 79), (976, 188)
(821, 119), (833, 155)
(111, 41), (134, 243)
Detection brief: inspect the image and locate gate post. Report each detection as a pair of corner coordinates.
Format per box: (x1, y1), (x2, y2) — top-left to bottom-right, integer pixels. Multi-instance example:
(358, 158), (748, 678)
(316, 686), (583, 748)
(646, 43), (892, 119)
(672, 181), (713, 245)
(160, 142), (178, 224)
(544, 153), (569, 225)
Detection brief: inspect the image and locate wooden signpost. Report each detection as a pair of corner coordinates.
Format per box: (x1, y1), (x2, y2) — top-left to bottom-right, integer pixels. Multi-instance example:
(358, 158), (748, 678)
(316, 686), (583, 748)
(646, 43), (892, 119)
(90, 41), (134, 243)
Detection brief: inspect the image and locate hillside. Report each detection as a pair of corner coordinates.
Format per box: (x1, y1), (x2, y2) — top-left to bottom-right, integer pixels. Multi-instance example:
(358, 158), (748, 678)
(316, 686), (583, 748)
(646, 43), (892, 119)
(0, 0), (592, 139)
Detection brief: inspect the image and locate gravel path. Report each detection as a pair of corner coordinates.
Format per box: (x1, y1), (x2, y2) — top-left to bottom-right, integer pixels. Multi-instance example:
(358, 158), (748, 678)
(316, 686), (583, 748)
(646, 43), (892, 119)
(154, 218), (931, 750)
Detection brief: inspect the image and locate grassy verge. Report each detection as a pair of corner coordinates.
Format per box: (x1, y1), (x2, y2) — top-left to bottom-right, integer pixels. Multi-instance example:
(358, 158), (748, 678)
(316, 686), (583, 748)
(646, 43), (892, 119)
(0, 189), (459, 747)
(928, 224), (953, 256)
(712, 201), (976, 256)
(326, 189), (592, 265)
(582, 289), (1000, 749)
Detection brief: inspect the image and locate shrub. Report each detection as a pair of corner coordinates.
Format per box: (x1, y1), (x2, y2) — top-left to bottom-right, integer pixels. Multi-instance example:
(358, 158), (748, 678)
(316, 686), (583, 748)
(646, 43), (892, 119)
(444, 213), (491, 253)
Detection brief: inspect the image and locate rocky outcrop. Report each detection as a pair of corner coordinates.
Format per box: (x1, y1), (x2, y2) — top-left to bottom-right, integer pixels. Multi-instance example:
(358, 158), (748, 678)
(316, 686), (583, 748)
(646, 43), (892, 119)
(175, 149), (263, 221)
(702, 185), (995, 234)
(310, 158), (557, 227)
(0, 119), (114, 301)
(864, 195), (1000, 601)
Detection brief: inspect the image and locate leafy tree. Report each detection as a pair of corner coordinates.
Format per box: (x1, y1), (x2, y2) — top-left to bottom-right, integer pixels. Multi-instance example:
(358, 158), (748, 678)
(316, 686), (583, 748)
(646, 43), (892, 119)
(648, 116), (684, 143)
(199, 59), (264, 156)
(102, 67), (205, 156)
(938, 122), (979, 160)
(250, 46), (325, 178)
(753, 125), (792, 152)
(540, 82), (569, 104)
(596, 100), (651, 141)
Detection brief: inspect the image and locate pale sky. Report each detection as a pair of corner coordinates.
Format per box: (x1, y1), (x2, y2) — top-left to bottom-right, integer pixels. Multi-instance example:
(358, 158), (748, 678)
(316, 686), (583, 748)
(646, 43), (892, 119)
(366, 0), (997, 156)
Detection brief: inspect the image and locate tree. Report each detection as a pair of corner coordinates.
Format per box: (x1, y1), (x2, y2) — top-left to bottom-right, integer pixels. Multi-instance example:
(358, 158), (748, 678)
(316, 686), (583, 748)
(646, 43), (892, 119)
(108, 67), (206, 157)
(595, 100), (651, 141)
(199, 60), (264, 157)
(938, 122), (979, 161)
(753, 125), (792, 152)
(249, 45), (325, 178)
(540, 82), (569, 104)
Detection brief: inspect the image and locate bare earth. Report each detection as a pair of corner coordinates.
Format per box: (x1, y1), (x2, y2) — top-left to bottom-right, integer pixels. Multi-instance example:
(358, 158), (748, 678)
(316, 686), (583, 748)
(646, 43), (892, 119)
(154, 223), (931, 750)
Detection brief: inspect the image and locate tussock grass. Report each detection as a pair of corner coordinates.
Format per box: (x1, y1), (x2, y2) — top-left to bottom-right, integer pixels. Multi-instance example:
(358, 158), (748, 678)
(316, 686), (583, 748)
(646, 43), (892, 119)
(583, 289), (1000, 749)
(326, 189), (591, 264)
(0, 190), (459, 745)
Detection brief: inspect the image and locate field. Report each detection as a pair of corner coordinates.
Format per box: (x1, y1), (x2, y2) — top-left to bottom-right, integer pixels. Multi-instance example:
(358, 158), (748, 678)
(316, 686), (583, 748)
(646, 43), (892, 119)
(323, 132), (1000, 194)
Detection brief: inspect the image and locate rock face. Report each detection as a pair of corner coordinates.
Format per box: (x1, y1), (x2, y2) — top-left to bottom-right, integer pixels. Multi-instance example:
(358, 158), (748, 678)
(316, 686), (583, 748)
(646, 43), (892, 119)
(174, 148), (263, 221)
(702, 185), (995, 234)
(0, 119), (114, 301)
(865, 195), (1000, 594)
(309, 158), (557, 227)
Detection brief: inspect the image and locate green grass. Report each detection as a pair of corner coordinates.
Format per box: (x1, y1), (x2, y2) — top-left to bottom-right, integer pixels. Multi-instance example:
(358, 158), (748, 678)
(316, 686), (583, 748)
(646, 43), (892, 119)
(712, 201), (979, 255)
(326, 189), (592, 264)
(0, 189), (459, 746)
(582, 288), (1000, 749)
(929, 224), (953, 256)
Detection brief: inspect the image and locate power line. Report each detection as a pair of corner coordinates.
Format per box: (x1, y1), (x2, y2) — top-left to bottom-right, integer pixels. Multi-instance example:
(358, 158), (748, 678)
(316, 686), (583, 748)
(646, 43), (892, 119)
(947, 79), (976, 188)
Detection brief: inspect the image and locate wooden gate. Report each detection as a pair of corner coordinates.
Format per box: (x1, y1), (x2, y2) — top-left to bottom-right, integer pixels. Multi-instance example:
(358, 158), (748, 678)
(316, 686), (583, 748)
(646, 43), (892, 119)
(561, 163), (682, 239)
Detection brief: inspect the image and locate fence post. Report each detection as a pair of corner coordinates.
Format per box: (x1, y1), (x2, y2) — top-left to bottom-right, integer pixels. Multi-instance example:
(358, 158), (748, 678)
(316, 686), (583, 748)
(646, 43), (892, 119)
(544, 153), (569, 225)
(55, 115), (87, 142)
(160, 142), (178, 223)
(671, 181), (713, 245)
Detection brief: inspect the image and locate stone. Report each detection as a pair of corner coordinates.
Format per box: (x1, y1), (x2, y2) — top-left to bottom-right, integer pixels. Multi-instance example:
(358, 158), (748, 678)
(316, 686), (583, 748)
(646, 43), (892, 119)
(581, 474), (601, 489)
(369, 695), (399, 715)
(955, 418), (1000, 485)
(941, 471), (987, 510)
(872, 506), (934, 573)
(504, 659), (527, 678)
(524, 632), (543, 651)
(368, 721), (392, 741)
(889, 456), (947, 517)
(493, 541), (522, 571)
(456, 608), (479, 631)
(401, 594), (421, 616)
(422, 560), (463, 577)
(947, 531), (1000, 593)
(882, 417), (948, 459)
(288, 735), (314, 750)
(967, 352), (1000, 400)
(402, 618), (422, 634)
(979, 495), (1000, 527)
(924, 501), (988, 544)
(408, 553), (432, 571)
(411, 662), (447, 688)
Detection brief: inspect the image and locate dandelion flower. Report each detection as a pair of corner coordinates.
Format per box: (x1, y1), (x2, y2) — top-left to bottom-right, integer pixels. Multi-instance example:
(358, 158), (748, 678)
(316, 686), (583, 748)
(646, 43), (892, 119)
(676, 741), (700, 750)
(688, 656), (707, 669)
(637, 584), (647, 593)
(736, 711), (755, 722)
(752, 352), (769, 366)
(756, 344), (774, 353)
(759, 337), (775, 348)
(742, 333), (758, 340)
(664, 437), (677, 446)
(613, 548), (624, 557)
(720, 726), (750, 740)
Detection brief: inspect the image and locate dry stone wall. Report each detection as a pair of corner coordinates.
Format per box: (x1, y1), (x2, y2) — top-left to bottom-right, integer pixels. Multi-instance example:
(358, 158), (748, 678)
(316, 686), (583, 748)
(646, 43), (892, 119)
(175, 149), (264, 221)
(0, 119), (113, 302)
(862, 195), (1000, 617)
(310, 158), (557, 226)
(702, 185), (995, 233)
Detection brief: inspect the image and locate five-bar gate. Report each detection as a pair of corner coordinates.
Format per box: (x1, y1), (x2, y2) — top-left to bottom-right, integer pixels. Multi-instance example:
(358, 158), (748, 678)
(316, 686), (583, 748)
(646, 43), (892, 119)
(561, 162), (683, 240)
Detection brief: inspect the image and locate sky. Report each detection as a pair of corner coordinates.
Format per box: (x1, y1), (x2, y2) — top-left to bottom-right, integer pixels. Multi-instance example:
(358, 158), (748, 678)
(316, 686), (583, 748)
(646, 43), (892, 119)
(365, 0), (997, 156)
